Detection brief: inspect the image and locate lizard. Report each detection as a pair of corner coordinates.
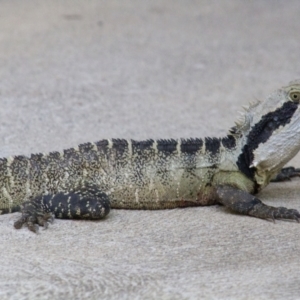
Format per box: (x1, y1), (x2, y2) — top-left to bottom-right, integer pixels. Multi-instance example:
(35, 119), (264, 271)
(1, 81), (300, 233)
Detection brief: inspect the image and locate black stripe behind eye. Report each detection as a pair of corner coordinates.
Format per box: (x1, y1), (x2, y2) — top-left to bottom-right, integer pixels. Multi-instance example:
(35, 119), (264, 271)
(247, 101), (298, 150)
(237, 101), (298, 179)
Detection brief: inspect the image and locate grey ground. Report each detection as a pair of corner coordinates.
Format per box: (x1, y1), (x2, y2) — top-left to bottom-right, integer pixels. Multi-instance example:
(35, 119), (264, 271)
(1, 1), (300, 299)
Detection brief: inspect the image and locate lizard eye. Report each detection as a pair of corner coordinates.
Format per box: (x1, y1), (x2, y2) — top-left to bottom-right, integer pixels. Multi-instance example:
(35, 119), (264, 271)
(289, 91), (300, 102)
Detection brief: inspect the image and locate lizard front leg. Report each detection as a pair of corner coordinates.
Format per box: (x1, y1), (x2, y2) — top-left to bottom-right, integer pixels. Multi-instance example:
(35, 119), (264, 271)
(216, 185), (300, 222)
(14, 183), (111, 233)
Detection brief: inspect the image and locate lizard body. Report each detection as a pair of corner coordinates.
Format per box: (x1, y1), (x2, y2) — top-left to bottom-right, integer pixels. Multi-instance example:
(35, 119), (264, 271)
(2, 81), (300, 232)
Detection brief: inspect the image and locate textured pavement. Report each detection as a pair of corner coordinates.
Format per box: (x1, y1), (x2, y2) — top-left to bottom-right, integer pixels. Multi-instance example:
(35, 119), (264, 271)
(1, 1), (300, 299)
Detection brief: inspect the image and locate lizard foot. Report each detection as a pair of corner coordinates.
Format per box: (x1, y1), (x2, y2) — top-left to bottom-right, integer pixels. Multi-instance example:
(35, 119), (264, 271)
(249, 204), (300, 222)
(216, 185), (300, 222)
(271, 167), (300, 182)
(14, 198), (54, 233)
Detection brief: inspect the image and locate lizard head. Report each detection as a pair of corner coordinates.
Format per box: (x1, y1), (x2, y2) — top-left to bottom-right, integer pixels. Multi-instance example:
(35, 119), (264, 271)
(231, 80), (300, 187)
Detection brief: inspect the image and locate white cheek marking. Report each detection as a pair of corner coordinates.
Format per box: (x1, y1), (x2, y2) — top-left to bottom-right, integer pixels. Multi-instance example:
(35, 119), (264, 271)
(252, 110), (300, 169)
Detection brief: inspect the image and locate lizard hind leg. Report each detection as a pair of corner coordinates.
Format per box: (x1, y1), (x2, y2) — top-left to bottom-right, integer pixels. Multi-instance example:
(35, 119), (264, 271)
(216, 185), (300, 222)
(14, 183), (111, 233)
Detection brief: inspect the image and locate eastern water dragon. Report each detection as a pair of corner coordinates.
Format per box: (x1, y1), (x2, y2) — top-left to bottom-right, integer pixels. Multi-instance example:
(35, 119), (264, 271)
(2, 81), (300, 232)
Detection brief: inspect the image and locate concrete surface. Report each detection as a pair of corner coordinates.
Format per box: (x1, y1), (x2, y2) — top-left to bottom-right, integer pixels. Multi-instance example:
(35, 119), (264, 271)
(1, 0), (300, 299)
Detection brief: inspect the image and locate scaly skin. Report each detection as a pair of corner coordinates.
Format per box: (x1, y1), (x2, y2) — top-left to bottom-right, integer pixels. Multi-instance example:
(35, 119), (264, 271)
(1, 81), (300, 232)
